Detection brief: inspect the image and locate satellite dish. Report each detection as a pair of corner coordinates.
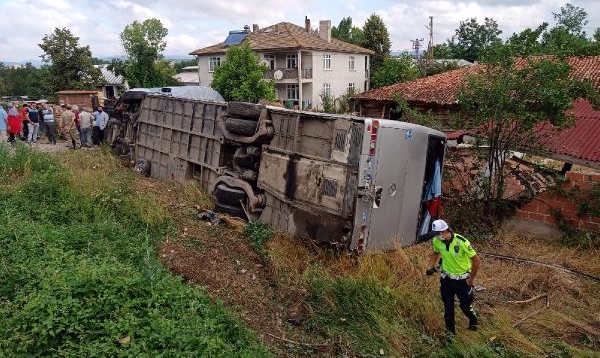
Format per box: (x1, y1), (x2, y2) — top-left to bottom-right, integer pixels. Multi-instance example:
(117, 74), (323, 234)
(273, 70), (283, 80)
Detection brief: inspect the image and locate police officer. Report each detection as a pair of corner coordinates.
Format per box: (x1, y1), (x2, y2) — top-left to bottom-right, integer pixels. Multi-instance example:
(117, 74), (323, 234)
(426, 219), (481, 334)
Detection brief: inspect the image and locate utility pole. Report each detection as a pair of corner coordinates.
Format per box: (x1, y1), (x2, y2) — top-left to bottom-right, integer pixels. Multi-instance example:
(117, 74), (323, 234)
(410, 38), (425, 59)
(426, 16), (434, 60)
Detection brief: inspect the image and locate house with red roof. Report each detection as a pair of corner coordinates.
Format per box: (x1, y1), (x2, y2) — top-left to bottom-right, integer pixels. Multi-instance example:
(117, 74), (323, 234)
(190, 17), (374, 110)
(353, 56), (600, 234)
(353, 56), (600, 169)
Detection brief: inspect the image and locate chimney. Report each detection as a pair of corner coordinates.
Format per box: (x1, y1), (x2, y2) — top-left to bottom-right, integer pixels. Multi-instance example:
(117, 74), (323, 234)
(253, 23), (259, 32)
(319, 20), (331, 42)
(305, 16), (311, 32)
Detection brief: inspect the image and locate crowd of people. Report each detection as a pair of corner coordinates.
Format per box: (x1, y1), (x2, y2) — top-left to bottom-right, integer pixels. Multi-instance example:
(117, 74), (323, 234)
(0, 101), (109, 149)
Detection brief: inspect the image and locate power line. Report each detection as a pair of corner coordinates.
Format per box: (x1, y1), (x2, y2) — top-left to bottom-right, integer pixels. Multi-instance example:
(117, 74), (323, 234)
(410, 37), (425, 58)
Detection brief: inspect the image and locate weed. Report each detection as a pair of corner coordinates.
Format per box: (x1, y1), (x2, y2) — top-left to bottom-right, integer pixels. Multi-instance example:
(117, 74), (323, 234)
(243, 220), (274, 256)
(182, 237), (205, 251)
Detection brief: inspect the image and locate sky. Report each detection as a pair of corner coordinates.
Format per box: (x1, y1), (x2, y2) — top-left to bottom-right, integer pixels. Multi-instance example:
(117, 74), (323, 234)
(0, 0), (598, 63)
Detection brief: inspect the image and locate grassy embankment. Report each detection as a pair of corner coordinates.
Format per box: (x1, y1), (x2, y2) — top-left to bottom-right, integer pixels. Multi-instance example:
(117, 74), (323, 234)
(1, 144), (598, 357)
(0, 144), (269, 357)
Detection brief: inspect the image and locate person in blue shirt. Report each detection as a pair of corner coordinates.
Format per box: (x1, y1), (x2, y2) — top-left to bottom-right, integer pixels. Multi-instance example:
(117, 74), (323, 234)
(0, 104), (8, 142)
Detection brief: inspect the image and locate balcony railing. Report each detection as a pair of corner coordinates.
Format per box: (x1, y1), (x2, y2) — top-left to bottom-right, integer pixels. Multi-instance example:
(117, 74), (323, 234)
(265, 68), (313, 81)
(301, 68), (312, 79)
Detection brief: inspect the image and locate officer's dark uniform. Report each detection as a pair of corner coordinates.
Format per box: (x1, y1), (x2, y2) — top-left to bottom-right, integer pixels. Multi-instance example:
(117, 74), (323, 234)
(432, 232), (479, 334)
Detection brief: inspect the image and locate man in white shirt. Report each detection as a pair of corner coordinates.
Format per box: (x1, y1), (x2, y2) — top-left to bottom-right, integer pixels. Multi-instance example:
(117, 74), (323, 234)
(78, 107), (94, 147)
(92, 106), (109, 144)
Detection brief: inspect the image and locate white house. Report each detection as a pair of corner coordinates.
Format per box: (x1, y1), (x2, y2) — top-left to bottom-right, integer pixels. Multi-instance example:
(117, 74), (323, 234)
(174, 65), (200, 85)
(189, 17), (374, 110)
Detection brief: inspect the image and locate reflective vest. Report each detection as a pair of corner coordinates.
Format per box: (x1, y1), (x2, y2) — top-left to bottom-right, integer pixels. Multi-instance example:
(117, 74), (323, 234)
(432, 233), (477, 275)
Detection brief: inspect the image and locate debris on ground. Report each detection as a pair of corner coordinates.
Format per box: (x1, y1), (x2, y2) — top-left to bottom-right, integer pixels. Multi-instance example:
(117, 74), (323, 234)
(196, 210), (221, 225)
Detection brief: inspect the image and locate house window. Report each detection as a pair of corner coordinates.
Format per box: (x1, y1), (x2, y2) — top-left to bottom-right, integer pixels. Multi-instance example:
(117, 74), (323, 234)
(264, 54), (275, 70)
(348, 83), (355, 93)
(349, 56), (355, 71)
(286, 54), (298, 69)
(322, 83), (331, 97)
(323, 54), (331, 70)
(286, 84), (299, 100)
(209, 56), (221, 72)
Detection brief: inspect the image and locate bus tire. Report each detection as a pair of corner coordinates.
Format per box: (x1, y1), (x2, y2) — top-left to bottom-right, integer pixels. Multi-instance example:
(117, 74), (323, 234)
(227, 102), (262, 119)
(224, 117), (258, 136)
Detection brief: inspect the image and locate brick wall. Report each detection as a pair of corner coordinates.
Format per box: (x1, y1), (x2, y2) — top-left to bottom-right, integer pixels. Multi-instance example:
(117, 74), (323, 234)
(515, 172), (600, 232)
(58, 93), (95, 109)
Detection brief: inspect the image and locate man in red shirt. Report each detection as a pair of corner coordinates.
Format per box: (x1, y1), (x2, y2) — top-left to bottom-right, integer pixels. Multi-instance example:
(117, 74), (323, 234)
(20, 103), (30, 140)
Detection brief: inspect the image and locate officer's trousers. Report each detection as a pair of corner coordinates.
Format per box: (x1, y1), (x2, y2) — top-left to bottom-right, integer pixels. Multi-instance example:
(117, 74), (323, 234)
(440, 276), (478, 334)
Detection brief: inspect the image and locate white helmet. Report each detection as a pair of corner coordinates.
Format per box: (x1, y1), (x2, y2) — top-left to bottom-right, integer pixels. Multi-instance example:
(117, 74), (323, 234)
(432, 219), (449, 232)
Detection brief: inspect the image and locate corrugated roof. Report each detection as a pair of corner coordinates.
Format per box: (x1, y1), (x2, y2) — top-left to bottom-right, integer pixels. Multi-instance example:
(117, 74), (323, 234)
(95, 65), (125, 86)
(190, 22), (374, 56)
(355, 56), (600, 106)
(536, 99), (600, 163)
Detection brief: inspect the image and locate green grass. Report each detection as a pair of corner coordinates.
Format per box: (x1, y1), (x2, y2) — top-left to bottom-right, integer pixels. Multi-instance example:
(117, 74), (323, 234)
(303, 270), (531, 358)
(0, 143), (269, 357)
(265, 241), (600, 358)
(243, 220), (274, 256)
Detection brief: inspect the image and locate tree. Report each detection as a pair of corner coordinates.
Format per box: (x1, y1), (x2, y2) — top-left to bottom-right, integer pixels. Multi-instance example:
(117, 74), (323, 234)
(0, 64), (49, 99)
(431, 43), (454, 59)
(498, 4), (600, 57)
(38, 27), (100, 92)
(211, 43), (275, 102)
(113, 19), (176, 88)
(173, 59), (197, 73)
(371, 54), (420, 88)
(331, 17), (363, 45)
(91, 57), (111, 65)
(361, 14), (391, 77)
(553, 3), (588, 36)
(505, 23), (548, 56)
(456, 49), (598, 214)
(541, 4), (597, 55)
(419, 60), (460, 77)
(448, 18), (502, 62)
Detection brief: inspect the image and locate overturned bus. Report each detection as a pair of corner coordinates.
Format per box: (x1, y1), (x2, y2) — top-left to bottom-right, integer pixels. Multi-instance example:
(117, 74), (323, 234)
(107, 88), (446, 252)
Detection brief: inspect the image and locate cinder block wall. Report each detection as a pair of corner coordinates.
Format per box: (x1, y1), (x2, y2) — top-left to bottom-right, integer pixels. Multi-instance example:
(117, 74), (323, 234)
(514, 172), (600, 231)
(57, 94), (94, 109)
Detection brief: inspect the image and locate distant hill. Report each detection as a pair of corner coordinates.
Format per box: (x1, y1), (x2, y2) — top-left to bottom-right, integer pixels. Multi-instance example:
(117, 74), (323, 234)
(1, 55), (194, 68)
(96, 55), (195, 61)
(1, 59), (43, 68)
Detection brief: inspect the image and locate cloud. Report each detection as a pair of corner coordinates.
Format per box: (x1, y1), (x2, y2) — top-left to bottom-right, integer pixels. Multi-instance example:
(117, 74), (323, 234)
(1, 0), (599, 62)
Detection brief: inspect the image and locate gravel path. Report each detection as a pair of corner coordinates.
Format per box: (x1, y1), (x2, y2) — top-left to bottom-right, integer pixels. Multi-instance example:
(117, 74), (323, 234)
(16, 140), (99, 153)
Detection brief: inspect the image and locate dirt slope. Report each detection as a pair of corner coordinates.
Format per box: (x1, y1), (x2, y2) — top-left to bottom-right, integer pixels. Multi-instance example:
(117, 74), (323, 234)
(138, 174), (600, 357)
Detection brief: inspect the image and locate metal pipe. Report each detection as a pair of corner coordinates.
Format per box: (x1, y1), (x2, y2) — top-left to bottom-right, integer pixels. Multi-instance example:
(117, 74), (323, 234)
(214, 175), (265, 212)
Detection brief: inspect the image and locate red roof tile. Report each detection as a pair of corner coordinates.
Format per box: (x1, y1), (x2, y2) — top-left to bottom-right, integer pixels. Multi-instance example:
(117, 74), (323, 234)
(190, 22), (374, 56)
(355, 56), (600, 105)
(354, 66), (478, 105)
(388, 56), (600, 166)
